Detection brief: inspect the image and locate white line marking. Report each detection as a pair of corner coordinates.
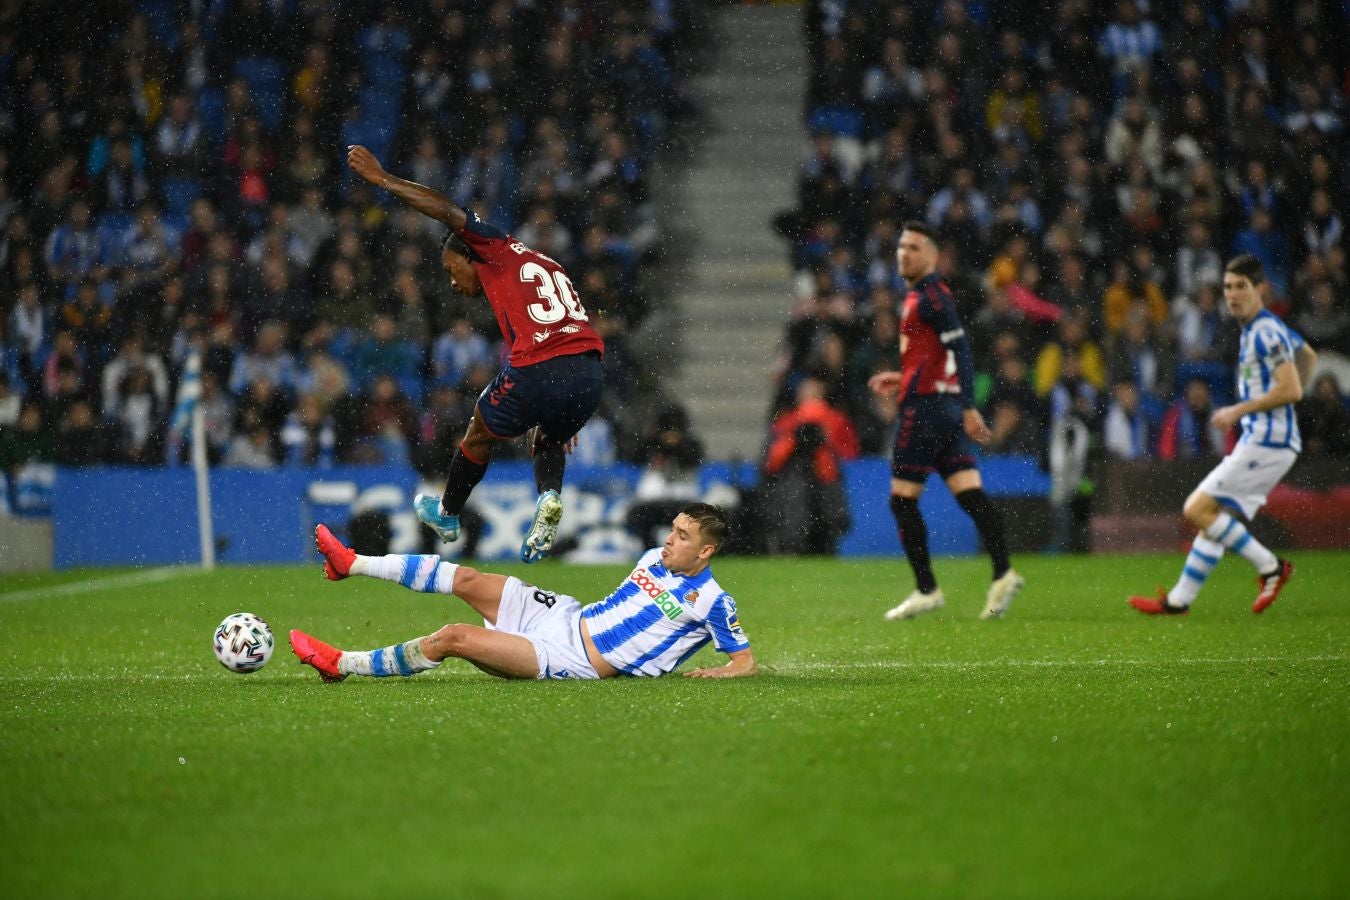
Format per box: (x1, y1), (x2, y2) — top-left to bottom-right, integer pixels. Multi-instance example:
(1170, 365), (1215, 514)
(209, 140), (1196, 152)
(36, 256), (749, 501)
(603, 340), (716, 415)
(0, 656), (1343, 684)
(769, 655), (1348, 673)
(0, 567), (200, 604)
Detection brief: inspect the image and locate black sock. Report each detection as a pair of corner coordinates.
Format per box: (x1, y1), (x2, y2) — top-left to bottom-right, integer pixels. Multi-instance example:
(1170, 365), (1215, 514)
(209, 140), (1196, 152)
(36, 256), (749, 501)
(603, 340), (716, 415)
(440, 444), (489, 515)
(890, 495), (937, 594)
(956, 488), (1010, 579)
(532, 442), (566, 495)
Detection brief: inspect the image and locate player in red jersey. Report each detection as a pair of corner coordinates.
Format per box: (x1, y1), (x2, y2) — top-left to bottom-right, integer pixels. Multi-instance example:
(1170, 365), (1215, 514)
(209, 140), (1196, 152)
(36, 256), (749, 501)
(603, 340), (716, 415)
(868, 222), (1024, 620)
(347, 145), (605, 562)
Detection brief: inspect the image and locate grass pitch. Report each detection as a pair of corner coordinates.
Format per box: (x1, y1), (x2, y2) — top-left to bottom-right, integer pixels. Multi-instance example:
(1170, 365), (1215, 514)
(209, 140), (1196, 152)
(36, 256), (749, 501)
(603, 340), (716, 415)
(2, 551), (1346, 899)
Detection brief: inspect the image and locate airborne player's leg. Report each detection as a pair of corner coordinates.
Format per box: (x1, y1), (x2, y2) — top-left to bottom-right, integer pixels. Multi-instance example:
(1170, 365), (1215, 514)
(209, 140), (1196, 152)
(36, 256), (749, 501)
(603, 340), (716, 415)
(520, 351), (604, 563)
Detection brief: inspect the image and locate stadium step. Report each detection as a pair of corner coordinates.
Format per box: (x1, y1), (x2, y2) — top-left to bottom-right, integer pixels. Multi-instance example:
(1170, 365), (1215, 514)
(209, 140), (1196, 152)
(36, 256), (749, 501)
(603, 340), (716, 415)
(659, 4), (805, 460)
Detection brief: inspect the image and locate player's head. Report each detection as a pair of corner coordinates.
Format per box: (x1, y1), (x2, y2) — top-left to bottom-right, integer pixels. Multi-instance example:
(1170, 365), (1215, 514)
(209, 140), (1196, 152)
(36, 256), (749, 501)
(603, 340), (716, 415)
(897, 220), (939, 282)
(1223, 254), (1265, 322)
(661, 503), (726, 575)
(441, 231), (484, 296)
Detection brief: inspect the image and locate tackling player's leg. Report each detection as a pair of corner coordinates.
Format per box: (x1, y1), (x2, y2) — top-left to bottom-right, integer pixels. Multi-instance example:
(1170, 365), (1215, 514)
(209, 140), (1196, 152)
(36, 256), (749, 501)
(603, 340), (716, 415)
(290, 623), (538, 682)
(313, 524), (509, 622)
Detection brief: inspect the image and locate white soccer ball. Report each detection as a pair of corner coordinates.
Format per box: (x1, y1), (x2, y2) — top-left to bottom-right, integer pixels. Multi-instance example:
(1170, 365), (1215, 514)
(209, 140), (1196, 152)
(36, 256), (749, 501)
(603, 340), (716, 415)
(213, 612), (274, 673)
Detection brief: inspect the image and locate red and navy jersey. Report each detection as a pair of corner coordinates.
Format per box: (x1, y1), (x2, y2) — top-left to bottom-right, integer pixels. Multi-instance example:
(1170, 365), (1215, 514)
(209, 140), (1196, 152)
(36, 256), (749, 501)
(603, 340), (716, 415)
(897, 274), (976, 407)
(458, 210), (605, 367)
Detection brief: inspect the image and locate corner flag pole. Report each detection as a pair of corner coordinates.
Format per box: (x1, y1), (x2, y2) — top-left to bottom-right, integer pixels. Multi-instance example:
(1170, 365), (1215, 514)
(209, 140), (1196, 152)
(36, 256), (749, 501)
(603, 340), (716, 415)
(171, 347), (214, 571)
(191, 398), (215, 571)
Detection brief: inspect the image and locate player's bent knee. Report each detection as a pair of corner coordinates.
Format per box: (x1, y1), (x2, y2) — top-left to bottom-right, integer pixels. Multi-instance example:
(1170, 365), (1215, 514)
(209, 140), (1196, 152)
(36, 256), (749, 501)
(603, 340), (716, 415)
(427, 623), (481, 660)
(1183, 491), (1219, 526)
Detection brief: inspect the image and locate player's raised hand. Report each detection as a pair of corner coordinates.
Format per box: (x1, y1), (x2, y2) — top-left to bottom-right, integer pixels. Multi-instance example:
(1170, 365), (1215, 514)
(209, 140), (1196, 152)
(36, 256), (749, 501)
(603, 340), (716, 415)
(868, 371), (903, 397)
(962, 408), (992, 444)
(347, 145), (385, 185)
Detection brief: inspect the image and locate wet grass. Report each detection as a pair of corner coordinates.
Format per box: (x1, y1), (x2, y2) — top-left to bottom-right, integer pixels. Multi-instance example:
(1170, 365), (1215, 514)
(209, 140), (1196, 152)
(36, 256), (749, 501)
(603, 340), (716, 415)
(2, 551), (1346, 898)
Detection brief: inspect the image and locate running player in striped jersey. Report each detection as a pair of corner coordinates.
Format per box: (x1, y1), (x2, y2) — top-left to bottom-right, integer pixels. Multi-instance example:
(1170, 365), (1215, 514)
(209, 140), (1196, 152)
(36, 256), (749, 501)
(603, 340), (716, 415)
(347, 145), (605, 563)
(1131, 254), (1316, 616)
(290, 504), (757, 681)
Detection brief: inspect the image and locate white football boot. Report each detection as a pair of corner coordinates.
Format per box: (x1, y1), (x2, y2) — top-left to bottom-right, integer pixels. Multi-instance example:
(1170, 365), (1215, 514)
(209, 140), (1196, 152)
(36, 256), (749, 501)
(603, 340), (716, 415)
(980, 568), (1025, 620)
(883, 588), (945, 620)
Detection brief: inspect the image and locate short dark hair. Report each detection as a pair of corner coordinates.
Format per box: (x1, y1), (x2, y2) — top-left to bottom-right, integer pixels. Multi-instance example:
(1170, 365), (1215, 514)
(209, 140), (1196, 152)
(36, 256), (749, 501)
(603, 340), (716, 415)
(900, 220), (936, 242)
(442, 230), (482, 263)
(679, 502), (727, 550)
(1225, 254), (1265, 285)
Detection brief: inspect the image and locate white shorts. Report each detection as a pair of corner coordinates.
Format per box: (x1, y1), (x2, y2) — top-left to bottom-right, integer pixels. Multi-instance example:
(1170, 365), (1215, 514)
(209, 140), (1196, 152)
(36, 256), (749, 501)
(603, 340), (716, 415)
(488, 577), (600, 680)
(1196, 443), (1298, 520)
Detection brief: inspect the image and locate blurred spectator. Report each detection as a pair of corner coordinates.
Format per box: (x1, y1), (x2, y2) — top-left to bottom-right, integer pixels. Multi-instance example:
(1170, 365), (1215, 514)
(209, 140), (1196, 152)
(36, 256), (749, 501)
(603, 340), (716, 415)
(1158, 379), (1225, 460)
(281, 395), (337, 468)
(54, 401), (113, 467)
(983, 354), (1043, 455)
(1103, 380), (1151, 460)
(1298, 374), (1350, 457)
(432, 317), (494, 389)
(760, 378), (856, 555)
(628, 405), (706, 547)
(1034, 308), (1105, 397)
(0, 404), (55, 475)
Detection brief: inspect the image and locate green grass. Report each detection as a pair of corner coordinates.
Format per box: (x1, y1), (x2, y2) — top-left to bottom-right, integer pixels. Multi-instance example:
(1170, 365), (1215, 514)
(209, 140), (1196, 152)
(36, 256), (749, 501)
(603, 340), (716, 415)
(2, 551), (1346, 899)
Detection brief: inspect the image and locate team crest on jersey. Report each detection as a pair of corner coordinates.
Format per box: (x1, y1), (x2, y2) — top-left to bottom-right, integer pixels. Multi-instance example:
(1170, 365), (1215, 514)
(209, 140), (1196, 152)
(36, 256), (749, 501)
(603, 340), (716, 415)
(685, 590), (699, 605)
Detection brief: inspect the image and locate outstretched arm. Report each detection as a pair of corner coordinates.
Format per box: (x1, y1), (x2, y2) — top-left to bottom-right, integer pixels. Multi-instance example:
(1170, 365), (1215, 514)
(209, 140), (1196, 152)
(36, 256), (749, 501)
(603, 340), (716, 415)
(684, 648), (758, 679)
(347, 145), (467, 231)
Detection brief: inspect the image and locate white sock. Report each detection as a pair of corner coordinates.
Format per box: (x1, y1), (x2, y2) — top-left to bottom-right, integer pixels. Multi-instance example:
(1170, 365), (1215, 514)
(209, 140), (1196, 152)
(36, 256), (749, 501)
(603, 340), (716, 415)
(1203, 512), (1277, 574)
(338, 638), (441, 677)
(350, 554), (458, 594)
(1167, 536), (1225, 606)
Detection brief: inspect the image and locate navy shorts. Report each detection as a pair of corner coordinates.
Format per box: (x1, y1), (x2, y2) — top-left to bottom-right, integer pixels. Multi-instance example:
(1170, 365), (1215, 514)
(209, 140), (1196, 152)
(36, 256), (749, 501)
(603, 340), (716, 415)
(477, 351), (604, 443)
(891, 395), (979, 483)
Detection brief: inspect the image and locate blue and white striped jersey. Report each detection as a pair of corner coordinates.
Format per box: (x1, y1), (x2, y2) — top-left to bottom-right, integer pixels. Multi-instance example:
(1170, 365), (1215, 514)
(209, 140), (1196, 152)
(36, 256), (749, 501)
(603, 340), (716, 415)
(582, 549), (749, 677)
(1236, 309), (1301, 451)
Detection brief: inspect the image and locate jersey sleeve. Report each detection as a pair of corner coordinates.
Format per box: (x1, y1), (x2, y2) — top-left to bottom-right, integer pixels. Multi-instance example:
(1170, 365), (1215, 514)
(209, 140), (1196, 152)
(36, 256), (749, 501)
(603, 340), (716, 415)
(706, 593), (750, 653)
(456, 208), (512, 265)
(1254, 324), (1294, 371)
(918, 286), (977, 406)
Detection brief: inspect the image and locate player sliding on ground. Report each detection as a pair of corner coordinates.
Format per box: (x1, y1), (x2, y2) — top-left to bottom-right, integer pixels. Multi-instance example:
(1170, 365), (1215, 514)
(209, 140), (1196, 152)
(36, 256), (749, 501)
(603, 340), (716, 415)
(291, 503), (757, 681)
(1130, 254), (1316, 616)
(347, 144), (604, 563)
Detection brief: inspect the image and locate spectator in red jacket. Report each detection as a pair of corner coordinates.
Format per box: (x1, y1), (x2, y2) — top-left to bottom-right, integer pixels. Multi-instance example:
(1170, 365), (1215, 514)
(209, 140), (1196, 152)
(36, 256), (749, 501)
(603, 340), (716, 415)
(764, 377), (860, 484)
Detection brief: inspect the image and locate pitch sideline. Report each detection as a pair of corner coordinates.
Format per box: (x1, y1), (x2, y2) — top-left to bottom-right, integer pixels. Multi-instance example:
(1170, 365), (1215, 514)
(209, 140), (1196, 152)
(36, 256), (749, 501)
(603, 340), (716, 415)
(0, 566), (201, 604)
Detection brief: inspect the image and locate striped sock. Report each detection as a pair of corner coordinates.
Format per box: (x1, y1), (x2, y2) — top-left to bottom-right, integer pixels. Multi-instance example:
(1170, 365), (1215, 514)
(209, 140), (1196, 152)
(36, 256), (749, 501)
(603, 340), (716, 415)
(1203, 512), (1277, 574)
(338, 638), (440, 677)
(1167, 536), (1225, 606)
(350, 554), (458, 594)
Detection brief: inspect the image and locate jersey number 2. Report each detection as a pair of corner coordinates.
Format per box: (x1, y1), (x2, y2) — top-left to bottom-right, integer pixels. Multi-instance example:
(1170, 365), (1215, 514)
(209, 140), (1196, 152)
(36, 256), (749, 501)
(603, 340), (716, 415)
(521, 262), (589, 325)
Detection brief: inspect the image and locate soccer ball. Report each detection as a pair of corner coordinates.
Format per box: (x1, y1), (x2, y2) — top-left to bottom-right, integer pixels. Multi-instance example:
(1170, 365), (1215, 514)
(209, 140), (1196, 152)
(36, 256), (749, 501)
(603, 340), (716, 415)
(213, 613), (274, 673)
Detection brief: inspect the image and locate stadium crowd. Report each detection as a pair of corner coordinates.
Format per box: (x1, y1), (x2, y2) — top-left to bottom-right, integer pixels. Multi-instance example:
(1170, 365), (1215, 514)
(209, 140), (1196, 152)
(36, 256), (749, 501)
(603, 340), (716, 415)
(0, 0), (700, 483)
(768, 0), (1350, 491)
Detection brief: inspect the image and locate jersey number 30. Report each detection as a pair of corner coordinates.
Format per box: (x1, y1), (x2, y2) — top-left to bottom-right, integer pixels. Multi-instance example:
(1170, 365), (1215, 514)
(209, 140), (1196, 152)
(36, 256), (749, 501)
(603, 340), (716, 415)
(521, 262), (589, 325)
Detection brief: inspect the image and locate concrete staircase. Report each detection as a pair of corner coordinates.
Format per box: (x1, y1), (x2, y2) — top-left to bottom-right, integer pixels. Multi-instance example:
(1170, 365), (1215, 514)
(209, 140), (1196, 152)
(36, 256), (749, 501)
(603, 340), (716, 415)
(649, 4), (804, 461)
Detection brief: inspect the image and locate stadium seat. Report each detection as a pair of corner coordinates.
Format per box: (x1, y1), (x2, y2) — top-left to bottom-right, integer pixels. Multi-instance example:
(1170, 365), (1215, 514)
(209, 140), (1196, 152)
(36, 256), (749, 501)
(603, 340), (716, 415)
(234, 56), (286, 131)
(197, 86), (226, 147)
(162, 177), (203, 215)
(807, 105), (864, 138)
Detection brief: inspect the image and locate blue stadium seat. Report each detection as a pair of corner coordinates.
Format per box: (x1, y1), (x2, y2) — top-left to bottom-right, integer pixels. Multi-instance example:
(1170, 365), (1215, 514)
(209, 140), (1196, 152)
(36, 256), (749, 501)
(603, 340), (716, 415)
(807, 105), (864, 138)
(197, 86), (226, 147)
(162, 177), (203, 215)
(234, 56), (286, 131)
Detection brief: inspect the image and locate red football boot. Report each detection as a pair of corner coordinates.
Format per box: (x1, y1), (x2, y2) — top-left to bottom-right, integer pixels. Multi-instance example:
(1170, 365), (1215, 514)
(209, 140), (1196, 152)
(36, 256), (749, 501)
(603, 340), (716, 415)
(1252, 558), (1293, 614)
(290, 629), (347, 683)
(315, 524), (355, 581)
(1129, 589), (1190, 616)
